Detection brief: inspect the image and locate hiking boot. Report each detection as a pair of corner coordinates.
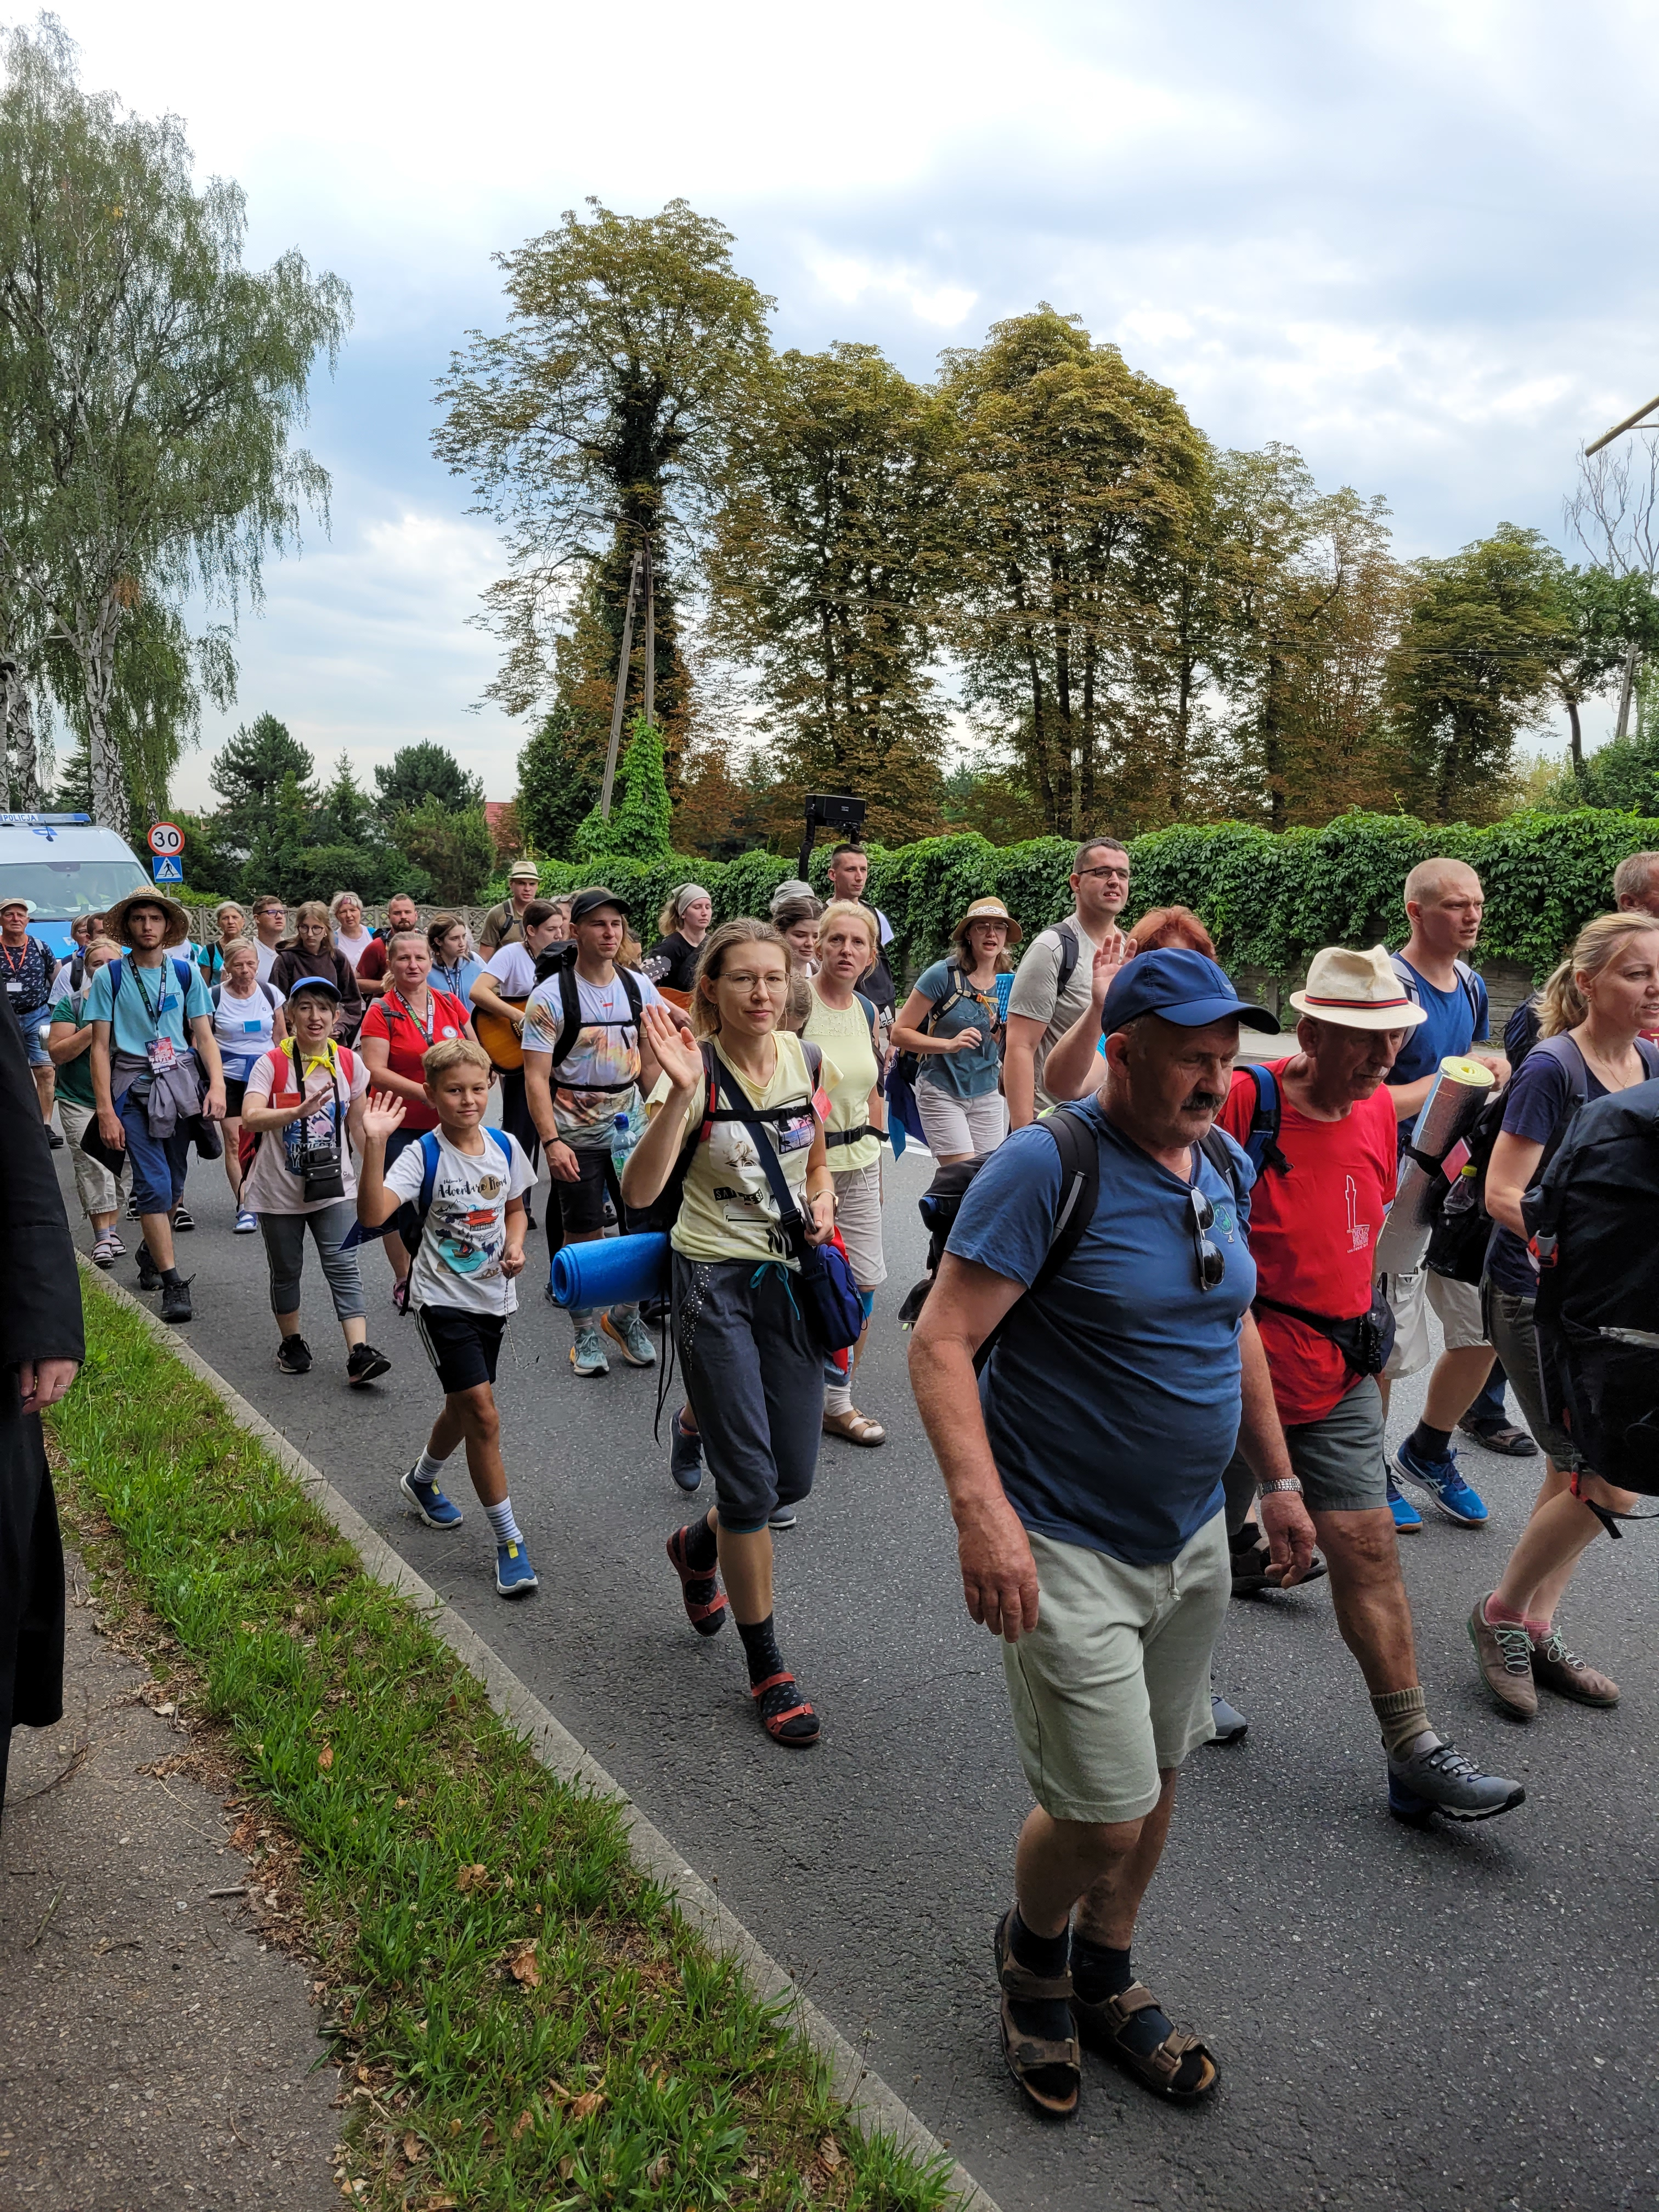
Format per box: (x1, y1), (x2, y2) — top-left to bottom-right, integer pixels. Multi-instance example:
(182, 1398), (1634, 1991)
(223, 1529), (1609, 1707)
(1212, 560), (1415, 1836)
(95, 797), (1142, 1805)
(1385, 1471), (1421, 1533)
(275, 1334), (313, 1375)
(670, 1413), (703, 1494)
(1468, 1598), (1538, 1718)
(1530, 1630), (1620, 1707)
(569, 1325), (608, 1377)
(159, 1277), (193, 1325)
(1394, 1439), (1487, 1526)
(1386, 1737), (1525, 1825)
(602, 1309), (657, 1367)
(134, 1241), (161, 1292)
(346, 1341), (392, 1386)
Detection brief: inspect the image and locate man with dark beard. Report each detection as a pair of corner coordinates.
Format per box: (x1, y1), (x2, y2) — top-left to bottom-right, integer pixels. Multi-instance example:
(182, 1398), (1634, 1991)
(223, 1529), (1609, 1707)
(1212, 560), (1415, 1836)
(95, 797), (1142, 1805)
(0, 981), (82, 1817)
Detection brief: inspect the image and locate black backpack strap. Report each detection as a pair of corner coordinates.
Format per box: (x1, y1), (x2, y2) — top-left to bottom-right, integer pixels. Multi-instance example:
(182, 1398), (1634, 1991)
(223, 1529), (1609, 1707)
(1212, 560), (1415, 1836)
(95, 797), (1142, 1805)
(1198, 1125), (1248, 1210)
(973, 1105), (1101, 1375)
(709, 1048), (815, 1249)
(1053, 921), (1081, 999)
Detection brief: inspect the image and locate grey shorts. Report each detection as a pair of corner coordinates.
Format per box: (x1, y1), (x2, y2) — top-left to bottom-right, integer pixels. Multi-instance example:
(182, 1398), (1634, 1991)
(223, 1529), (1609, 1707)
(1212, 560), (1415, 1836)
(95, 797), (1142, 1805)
(674, 1251), (824, 1534)
(1482, 1281), (1576, 1468)
(1002, 1515), (1230, 1827)
(830, 1158), (886, 1289)
(1222, 1374), (1388, 1519)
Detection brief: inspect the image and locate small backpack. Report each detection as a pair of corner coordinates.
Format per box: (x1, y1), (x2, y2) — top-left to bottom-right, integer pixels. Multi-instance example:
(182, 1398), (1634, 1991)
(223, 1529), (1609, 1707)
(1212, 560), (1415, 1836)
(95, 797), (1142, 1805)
(1232, 1062), (1291, 1177)
(1529, 1076), (1659, 1508)
(530, 943), (646, 1069)
(1390, 951), (1483, 1033)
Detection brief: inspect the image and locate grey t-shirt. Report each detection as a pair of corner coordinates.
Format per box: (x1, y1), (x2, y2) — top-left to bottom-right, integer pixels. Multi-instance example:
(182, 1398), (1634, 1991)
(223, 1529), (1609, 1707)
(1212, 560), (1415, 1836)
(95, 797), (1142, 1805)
(1006, 919), (1097, 1114)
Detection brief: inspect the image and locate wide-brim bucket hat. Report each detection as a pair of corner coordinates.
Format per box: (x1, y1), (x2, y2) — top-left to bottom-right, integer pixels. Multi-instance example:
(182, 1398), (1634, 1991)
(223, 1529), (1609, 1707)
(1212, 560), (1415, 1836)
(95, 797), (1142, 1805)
(105, 890), (191, 949)
(951, 896), (1023, 953)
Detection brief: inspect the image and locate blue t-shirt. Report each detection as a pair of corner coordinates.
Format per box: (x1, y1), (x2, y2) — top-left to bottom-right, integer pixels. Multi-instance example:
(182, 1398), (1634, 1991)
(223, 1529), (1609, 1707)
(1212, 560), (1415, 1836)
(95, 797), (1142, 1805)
(86, 953), (213, 1060)
(1385, 957), (1489, 1141)
(948, 1098), (1257, 1566)
(913, 959), (1003, 1099)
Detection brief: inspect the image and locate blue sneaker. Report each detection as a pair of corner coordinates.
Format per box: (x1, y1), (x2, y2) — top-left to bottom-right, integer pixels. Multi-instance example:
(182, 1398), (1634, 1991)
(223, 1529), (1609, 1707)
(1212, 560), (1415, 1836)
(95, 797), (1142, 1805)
(670, 1410), (703, 1494)
(495, 1539), (539, 1598)
(1386, 1471), (1422, 1533)
(400, 1466), (463, 1529)
(1394, 1439), (1488, 1527)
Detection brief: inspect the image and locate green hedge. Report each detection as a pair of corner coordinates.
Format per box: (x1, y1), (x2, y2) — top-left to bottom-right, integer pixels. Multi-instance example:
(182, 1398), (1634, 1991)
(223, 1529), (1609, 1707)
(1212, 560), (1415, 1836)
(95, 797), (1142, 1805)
(494, 808), (1659, 985)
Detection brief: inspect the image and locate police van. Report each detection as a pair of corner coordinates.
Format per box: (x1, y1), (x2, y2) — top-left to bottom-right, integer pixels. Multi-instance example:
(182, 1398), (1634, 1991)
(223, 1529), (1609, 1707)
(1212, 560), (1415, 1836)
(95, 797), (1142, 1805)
(0, 814), (153, 961)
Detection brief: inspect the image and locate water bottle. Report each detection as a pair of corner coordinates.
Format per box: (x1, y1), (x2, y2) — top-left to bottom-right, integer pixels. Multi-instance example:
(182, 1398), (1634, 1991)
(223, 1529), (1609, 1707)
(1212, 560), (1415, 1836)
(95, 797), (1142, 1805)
(611, 1111), (633, 1177)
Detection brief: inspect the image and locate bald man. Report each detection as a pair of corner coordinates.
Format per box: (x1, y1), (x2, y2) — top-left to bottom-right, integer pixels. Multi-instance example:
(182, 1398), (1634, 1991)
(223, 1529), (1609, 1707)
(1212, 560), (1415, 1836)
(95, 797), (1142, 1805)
(1376, 860), (1509, 1531)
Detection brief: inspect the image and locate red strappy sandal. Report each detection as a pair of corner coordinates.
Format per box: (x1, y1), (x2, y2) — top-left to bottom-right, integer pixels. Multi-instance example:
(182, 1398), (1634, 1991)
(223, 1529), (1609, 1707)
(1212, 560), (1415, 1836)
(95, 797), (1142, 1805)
(666, 1527), (728, 1638)
(751, 1671), (820, 1748)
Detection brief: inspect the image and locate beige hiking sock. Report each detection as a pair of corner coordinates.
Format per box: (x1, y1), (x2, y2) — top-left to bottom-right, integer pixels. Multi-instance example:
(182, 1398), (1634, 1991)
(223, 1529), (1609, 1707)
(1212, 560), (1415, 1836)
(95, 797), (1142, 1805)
(1372, 1685), (1432, 1757)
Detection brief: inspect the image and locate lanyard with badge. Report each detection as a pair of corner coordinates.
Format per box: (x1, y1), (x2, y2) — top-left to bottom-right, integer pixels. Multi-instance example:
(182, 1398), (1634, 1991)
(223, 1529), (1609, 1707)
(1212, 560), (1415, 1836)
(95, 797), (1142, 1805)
(1, 938), (35, 1005)
(131, 958), (181, 1073)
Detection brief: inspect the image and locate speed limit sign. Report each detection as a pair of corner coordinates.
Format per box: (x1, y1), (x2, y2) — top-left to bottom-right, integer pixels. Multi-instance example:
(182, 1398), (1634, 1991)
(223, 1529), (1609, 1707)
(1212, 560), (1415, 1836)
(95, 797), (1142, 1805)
(147, 821), (184, 857)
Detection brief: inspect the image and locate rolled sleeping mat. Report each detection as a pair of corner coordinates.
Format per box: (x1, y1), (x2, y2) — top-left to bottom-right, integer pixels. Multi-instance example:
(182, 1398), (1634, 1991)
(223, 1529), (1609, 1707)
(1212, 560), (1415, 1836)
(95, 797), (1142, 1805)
(1375, 1054), (1497, 1276)
(548, 1231), (670, 1311)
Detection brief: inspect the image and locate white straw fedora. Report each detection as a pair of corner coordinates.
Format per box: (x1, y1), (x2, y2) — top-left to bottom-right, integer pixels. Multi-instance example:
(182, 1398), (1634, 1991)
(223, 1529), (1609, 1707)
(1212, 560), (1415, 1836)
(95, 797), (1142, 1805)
(1288, 944), (1430, 1031)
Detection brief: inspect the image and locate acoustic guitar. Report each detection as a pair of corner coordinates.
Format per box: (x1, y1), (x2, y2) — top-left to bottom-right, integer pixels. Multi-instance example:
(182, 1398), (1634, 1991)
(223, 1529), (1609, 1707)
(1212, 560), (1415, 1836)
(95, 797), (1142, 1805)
(473, 997), (529, 1073)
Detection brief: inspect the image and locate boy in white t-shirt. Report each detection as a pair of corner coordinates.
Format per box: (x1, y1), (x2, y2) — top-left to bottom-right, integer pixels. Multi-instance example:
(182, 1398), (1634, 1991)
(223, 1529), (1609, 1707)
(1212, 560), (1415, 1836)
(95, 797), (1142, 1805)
(356, 1036), (540, 1598)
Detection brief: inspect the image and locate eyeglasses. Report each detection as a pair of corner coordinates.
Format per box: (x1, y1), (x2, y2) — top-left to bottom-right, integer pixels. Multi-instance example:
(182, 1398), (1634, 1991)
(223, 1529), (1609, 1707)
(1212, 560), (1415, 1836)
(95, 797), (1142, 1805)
(1188, 1187), (1226, 1293)
(1077, 864), (1130, 882)
(721, 972), (788, 994)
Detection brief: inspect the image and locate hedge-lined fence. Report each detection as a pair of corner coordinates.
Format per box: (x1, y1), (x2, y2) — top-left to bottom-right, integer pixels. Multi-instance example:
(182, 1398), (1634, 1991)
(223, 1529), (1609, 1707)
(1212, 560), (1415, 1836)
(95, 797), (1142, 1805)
(479, 808), (1659, 988)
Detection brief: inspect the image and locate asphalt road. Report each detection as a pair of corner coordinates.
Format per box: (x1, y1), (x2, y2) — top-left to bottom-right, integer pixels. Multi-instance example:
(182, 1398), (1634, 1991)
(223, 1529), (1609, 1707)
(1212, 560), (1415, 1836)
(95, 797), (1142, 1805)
(59, 1135), (1659, 2212)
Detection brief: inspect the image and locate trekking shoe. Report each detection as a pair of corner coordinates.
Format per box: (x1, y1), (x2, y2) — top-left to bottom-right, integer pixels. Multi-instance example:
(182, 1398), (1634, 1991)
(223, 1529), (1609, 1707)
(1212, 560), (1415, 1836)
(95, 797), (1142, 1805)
(275, 1334), (313, 1376)
(670, 1413), (703, 1493)
(400, 1466), (462, 1528)
(1386, 1736), (1524, 1825)
(768, 1503), (798, 1530)
(1385, 1471), (1421, 1533)
(570, 1326), (608, 1377)
(1394, 1440), (1487, 1526)
(1209, 1692), (1249, 1745)
(134, 1241), (161, 1292)
(602, 1310), (657, 1367)
(1458, 1416), (1538, 1459)
(1530, 1630), (1620, 1708)
(233, 1208), (257, 1234)
(159, 1277), (193, 1325)
(172, 1203), (195, 1233)
(495, 1540), (539, 1598)
(1468, 1598), (1537, 1718)
(91, 1235), (116, 1268)
(346, 1342), (392, 1386)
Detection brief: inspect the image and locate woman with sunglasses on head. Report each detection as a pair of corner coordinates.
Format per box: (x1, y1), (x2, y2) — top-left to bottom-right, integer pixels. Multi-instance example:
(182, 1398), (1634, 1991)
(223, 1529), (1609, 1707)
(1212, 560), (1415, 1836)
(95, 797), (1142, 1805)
(623, 919), (837, 1750)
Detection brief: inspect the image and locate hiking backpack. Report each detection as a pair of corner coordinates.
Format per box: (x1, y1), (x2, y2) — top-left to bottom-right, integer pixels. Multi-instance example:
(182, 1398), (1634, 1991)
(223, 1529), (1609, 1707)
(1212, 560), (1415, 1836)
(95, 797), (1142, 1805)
(1389, 951), (1483, 1034)
(530, 942), (646, 1069)
(1528, 1075), (1659, 1503)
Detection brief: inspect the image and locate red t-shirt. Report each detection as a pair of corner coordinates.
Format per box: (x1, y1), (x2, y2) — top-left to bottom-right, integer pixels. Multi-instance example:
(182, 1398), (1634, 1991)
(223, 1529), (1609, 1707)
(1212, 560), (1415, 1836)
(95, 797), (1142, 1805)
(1215, 1060), (1398, 1429)
(356, 938), (388, 985)
(357, 986), (469, 1132)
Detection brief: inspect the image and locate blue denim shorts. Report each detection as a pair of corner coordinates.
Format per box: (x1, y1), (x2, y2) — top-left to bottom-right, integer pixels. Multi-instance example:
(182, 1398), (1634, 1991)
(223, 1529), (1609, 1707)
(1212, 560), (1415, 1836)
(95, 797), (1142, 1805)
(119, 1092), (193, 1216)
(19, 1005), (51, 1068)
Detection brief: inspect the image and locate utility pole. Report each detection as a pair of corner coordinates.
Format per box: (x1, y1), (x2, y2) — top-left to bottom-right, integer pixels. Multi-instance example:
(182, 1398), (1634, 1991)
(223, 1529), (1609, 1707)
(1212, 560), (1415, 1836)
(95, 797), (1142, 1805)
(1615, 643), (1640, 742)
(642, 535), (655, 731)
(599, 550), (644, 820)
(1587, 393), (1659, 458)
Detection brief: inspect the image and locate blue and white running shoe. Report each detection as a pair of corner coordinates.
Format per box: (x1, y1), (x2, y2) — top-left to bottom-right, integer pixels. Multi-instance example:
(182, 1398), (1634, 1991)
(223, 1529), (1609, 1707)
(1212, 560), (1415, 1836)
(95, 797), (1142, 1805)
(495, 1539), (539, 1598)
(1385, 1470), (1422, 1533)
(400, 1466), (463, 1529)
(1394, 1440), (1487, 1527)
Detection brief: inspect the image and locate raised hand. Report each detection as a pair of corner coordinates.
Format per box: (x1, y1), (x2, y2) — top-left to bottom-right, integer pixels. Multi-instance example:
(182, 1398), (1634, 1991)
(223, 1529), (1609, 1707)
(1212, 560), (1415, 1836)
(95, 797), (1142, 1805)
(360, 1089), (408, 1147)
(1088, 928), (1131, 1006)
(641, 1002), (704, 1092)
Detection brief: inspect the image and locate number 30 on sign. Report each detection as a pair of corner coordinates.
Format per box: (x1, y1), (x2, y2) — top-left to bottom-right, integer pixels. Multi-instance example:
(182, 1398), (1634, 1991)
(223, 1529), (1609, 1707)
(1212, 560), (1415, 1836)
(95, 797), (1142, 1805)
(147, 821), (184, 857)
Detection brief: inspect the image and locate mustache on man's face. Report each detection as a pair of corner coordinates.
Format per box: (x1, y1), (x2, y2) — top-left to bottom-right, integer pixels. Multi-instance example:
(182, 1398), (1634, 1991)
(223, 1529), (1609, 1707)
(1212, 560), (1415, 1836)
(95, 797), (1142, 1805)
(1181, 1088), (1225, 1115)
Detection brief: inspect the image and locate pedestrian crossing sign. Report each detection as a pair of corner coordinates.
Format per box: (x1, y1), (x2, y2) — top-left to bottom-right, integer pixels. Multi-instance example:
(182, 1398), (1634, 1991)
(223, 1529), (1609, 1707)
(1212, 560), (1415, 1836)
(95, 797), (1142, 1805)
(151, 854), (184, 882)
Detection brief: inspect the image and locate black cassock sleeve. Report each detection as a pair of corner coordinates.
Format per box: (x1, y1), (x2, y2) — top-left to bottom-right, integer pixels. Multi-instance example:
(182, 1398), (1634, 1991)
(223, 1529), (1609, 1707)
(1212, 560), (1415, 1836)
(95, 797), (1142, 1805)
(0, 996), (84, 1370)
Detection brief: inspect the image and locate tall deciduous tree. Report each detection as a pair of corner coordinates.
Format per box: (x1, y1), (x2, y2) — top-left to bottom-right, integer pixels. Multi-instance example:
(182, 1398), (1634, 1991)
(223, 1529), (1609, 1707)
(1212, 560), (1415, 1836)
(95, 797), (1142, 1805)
(1385, 525), (1562, 822)
(707, 343), (954, 842)
(0, 20), (349, 826)
(942, 308), (1206, 837)
(1536, 562), (1659, 775)
(434, 197), (773, 788)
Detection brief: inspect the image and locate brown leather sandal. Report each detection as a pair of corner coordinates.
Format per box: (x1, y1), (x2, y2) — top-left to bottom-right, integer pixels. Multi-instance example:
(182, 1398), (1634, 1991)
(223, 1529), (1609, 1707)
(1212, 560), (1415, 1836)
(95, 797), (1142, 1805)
(993, 1910), (1080, 2118)
(822, 1407), (886, 1447)
(1071, 1981), (1218, 2103)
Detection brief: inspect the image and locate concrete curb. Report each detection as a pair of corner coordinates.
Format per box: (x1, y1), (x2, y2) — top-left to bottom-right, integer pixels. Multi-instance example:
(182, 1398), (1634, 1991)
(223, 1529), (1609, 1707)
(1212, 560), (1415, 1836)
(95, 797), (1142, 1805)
(76, 1259), (1000, 2212)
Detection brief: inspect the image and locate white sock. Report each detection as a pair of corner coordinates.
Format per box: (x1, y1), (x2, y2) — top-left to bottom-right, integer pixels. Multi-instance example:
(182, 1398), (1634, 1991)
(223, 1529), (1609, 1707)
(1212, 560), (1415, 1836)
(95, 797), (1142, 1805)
(485, 1498), (523, 1547)
(415, 1448), (450, 1486)
(825, 1380), (853, 1415)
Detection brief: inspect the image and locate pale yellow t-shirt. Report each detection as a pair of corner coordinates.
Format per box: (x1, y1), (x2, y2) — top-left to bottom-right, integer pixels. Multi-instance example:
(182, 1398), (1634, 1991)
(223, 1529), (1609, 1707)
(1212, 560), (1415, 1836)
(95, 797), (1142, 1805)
(802, 989), (882, 1174)
(648, 1032), (837, 1267)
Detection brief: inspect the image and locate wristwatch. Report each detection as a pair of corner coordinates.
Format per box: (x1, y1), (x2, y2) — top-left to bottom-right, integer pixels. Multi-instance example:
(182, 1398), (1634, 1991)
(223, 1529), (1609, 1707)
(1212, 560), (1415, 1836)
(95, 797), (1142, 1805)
(1259, 1477), (1304, 1497)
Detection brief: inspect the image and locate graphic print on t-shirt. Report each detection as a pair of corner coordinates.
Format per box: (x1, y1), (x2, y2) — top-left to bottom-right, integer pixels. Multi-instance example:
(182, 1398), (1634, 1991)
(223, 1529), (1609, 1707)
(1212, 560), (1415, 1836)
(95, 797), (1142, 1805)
(521, 968), (664, 1145)
(383, 1130), (535, 1314)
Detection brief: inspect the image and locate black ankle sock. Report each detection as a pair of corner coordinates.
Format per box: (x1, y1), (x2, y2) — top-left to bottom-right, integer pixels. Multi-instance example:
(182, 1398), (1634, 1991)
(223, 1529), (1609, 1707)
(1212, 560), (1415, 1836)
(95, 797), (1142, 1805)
(1409, 1420), (1452, 1462)
(736, 1613), (785, 1686)
(1071, 1932), (1196, 2075)
(1007, 1909), (1074, 2048)
(682, 1515), (718, 1573)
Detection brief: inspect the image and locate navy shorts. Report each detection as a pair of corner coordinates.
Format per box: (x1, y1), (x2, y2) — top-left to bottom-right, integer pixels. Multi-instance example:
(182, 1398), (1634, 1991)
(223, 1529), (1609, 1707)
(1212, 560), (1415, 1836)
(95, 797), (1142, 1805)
(119, 1092), (193, 1216)
(416, 1304), (505, 1395)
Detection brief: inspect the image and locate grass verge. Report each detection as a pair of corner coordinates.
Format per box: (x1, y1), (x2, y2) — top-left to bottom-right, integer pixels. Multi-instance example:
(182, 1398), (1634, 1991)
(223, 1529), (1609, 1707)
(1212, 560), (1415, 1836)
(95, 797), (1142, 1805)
(50, 1273), (955, 2212)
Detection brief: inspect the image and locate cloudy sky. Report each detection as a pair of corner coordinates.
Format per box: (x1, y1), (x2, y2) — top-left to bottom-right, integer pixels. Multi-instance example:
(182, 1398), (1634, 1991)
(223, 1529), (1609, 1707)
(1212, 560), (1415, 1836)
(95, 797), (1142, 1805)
(43, 0), (1659, 806)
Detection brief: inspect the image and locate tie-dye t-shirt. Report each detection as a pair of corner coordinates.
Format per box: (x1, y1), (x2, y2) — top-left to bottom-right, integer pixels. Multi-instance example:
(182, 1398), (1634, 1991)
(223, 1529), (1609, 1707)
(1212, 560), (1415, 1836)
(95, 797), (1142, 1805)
(520, 965), (664, 1147)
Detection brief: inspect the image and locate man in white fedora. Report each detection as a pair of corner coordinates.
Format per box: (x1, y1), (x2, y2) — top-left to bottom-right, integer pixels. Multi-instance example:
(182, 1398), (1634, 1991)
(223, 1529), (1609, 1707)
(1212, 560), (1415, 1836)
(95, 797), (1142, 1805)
(1214, 945), (1523, 1827)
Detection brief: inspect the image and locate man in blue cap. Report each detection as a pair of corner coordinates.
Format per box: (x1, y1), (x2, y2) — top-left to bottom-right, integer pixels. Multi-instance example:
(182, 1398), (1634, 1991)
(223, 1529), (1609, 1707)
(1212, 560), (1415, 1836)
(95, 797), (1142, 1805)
(911, 948), (1314, 2120)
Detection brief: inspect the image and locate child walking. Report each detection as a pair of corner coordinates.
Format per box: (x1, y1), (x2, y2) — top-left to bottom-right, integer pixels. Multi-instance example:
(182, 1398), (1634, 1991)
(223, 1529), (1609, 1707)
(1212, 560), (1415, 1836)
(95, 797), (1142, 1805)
(356, 1037), (540, 1598)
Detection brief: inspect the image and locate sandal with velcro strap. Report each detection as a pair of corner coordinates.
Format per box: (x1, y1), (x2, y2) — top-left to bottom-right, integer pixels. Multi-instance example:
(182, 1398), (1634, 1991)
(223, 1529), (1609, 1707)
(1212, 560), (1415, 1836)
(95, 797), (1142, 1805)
(822, 1407), (886, 1447)
(750, 1671), (820, 1748)
(993, 1910), (1080, 2118)
(1071, 1980), (1218, 2103)
(665, 1526), (727, 1638)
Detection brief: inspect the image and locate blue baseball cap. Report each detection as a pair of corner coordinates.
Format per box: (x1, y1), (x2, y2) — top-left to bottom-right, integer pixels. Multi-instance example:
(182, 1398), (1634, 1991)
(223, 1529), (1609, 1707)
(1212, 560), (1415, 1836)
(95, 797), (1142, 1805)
(1100, 948), (1277, 1035)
